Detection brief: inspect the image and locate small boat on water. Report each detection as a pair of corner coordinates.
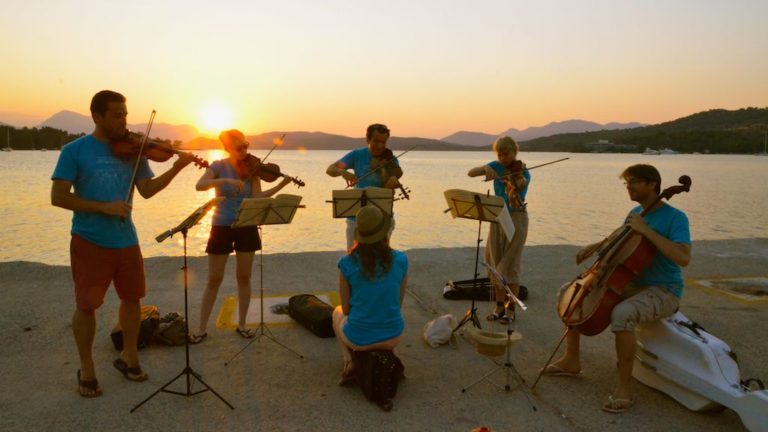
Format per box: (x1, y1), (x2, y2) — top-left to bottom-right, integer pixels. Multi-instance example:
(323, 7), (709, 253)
(659, 148), (679, 155)
(2, 128), (11, 151)
(643, 147), (679, 155)
(757, 131), (768, 156)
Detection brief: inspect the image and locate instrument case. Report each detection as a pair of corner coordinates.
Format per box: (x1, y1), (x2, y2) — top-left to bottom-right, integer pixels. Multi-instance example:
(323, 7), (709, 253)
(634, 311), (768, 431)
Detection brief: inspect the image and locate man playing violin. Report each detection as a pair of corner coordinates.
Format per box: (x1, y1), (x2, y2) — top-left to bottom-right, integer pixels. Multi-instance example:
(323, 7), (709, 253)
(467, 136), (530, 324)
(188, 129), (292, 344)
(544, 164), (691, 413)
(50, 90), (196, 397)
(326, 123), (403, 250)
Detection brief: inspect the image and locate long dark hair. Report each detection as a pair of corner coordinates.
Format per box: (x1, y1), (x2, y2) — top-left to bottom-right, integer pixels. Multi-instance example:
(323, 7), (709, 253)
(350, 239), (393, 279)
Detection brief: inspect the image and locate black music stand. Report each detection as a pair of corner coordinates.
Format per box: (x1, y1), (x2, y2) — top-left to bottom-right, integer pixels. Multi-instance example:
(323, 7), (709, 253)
(460, 263), (537, 411)
(225, 194), (305, 365)
(443, 189), (507, 333)
(132, 197), (234, 412)
(329, 186), (394, 219)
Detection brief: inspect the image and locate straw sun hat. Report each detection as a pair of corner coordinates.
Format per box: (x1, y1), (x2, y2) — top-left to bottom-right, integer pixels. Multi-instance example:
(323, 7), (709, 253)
(354, 206), (391, 244)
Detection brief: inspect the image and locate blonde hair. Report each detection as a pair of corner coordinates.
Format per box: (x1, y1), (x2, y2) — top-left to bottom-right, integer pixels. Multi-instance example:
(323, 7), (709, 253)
(219, 129), (245, 148)
(492, 136), (518, 154)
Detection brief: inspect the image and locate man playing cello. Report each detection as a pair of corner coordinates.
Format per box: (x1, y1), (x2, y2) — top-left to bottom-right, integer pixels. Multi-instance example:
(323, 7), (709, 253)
(543, 164), (691, 413)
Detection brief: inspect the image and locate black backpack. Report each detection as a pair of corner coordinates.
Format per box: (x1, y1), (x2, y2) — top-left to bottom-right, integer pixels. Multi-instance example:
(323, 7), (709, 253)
(352, 350), (405, 411)
(110, 305), (160, 350)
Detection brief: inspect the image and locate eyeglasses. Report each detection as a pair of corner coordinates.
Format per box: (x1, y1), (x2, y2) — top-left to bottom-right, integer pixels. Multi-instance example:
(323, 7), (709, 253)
(623, 178), (646, 186)
(235, 142), (250, 151)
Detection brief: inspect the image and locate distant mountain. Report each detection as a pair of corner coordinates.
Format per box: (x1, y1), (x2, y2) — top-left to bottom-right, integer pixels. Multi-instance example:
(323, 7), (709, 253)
(442, 120), (645, 146)
(38, 111), (93, 135)
(521, 107), (768, 154)
(36, 110), (199, 142)
(179, 131), (478, 151)
(441, 131), (497, 147)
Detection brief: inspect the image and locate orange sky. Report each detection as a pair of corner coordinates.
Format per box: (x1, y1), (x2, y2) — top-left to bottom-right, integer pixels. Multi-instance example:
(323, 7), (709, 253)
(1, 1), (766, 138)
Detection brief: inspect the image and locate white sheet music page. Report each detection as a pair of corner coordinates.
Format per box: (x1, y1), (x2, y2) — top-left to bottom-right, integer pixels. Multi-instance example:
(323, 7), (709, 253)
(496, 206), (516, 241)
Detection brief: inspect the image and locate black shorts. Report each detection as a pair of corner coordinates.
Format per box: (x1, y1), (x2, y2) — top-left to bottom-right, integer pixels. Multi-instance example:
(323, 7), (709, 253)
(205, 225), (261, 255)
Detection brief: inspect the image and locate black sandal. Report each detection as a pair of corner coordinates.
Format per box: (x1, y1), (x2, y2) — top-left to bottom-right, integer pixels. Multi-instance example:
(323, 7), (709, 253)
(486, 302), (509, 323)
(77, 370), (102, 398)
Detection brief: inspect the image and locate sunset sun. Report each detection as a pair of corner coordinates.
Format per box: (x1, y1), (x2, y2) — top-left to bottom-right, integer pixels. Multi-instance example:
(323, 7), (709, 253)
(199, 104), (234, 135)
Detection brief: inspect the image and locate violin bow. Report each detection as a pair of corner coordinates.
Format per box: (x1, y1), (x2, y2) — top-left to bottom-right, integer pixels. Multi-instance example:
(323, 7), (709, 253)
(259, 133), (286, 164)
(121, 110), (156, 222)
(345, 145), (416, 189)
(485, 157), (570, 181)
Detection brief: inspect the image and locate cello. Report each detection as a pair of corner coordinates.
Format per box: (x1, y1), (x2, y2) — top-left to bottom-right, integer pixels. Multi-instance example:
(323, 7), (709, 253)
(531, 175), (692, 392)
(557, 175), (692, 336)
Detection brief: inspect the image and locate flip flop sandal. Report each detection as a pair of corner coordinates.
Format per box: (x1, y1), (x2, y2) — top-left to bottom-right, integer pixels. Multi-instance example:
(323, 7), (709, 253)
(602, 395), (635, 413)
(236, 328), (257, 339)
(188, 332), (208, 344)
(540, 364), (582, 377)
(113, 358), (148, 382)
(77, 370), (102, 398)
(338, 360), (356, 386)
(377, 399), (393, 412)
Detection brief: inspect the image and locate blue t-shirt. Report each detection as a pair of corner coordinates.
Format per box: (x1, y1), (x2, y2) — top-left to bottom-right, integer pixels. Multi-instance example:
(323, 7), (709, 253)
(51, 134), (154, 248)
(629, 203), (691, 298)
(207, 159), (253, 226)
(338, 147), (400, 189)
(488, 160), (531, 211)
(338, 147), (401, 220)
(338, 250), (408, 346)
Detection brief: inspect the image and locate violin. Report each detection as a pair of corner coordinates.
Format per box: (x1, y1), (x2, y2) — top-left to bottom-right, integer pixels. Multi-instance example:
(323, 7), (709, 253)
(502, 160), (527, 207)
(556, 175), (692, 336)
(110, 132), (209, 169)
(371, 148), (410, 200)
(236, 153), (305, 187)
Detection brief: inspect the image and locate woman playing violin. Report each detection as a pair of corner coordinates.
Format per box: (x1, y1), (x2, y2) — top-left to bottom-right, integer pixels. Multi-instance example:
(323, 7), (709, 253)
(543, 164), (691, 414)
(467, 136), (530, 324)
(188, 129), (292, 343)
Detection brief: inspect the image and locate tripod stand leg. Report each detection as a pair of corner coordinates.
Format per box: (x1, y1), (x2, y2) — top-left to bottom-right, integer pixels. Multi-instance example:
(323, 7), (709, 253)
(225, 235), (304, 365)
(530, 327), (570, 393)
(461, 365), (503, 392)
(132, 228), (234, 412)
(131, 366), (235, 412)
(452, 300), (481, 334)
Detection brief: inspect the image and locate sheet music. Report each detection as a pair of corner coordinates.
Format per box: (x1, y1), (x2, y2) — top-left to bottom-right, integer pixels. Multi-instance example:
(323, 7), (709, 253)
(233, 194), (303, 227)
(496, 205), (516, 242)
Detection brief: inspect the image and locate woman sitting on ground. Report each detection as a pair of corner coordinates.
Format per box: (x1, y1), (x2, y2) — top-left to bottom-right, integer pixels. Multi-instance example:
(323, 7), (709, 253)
(332, 205), (408, 385)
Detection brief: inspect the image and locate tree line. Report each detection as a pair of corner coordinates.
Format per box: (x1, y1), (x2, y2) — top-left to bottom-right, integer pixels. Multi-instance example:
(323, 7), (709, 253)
(0, 125), (180, 150)
(521, 107), (768, 154)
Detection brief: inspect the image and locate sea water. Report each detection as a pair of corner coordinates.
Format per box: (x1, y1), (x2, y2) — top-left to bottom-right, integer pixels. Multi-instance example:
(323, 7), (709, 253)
(1, 149), (766, 265)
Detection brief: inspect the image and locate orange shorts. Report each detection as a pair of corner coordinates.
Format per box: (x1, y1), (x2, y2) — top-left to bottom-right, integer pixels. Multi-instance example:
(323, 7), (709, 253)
(70, 235), (146, 311)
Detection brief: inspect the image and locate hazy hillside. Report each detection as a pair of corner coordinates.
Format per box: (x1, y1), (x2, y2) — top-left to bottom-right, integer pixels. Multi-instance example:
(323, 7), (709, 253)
(521, 107), (768, 154)
(443, 120), (644, 146)
(36, 110), (199, 141)
(38, 111), (93, 135)
(441, 131), (497, 147)
(181, 131), (478, 151)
